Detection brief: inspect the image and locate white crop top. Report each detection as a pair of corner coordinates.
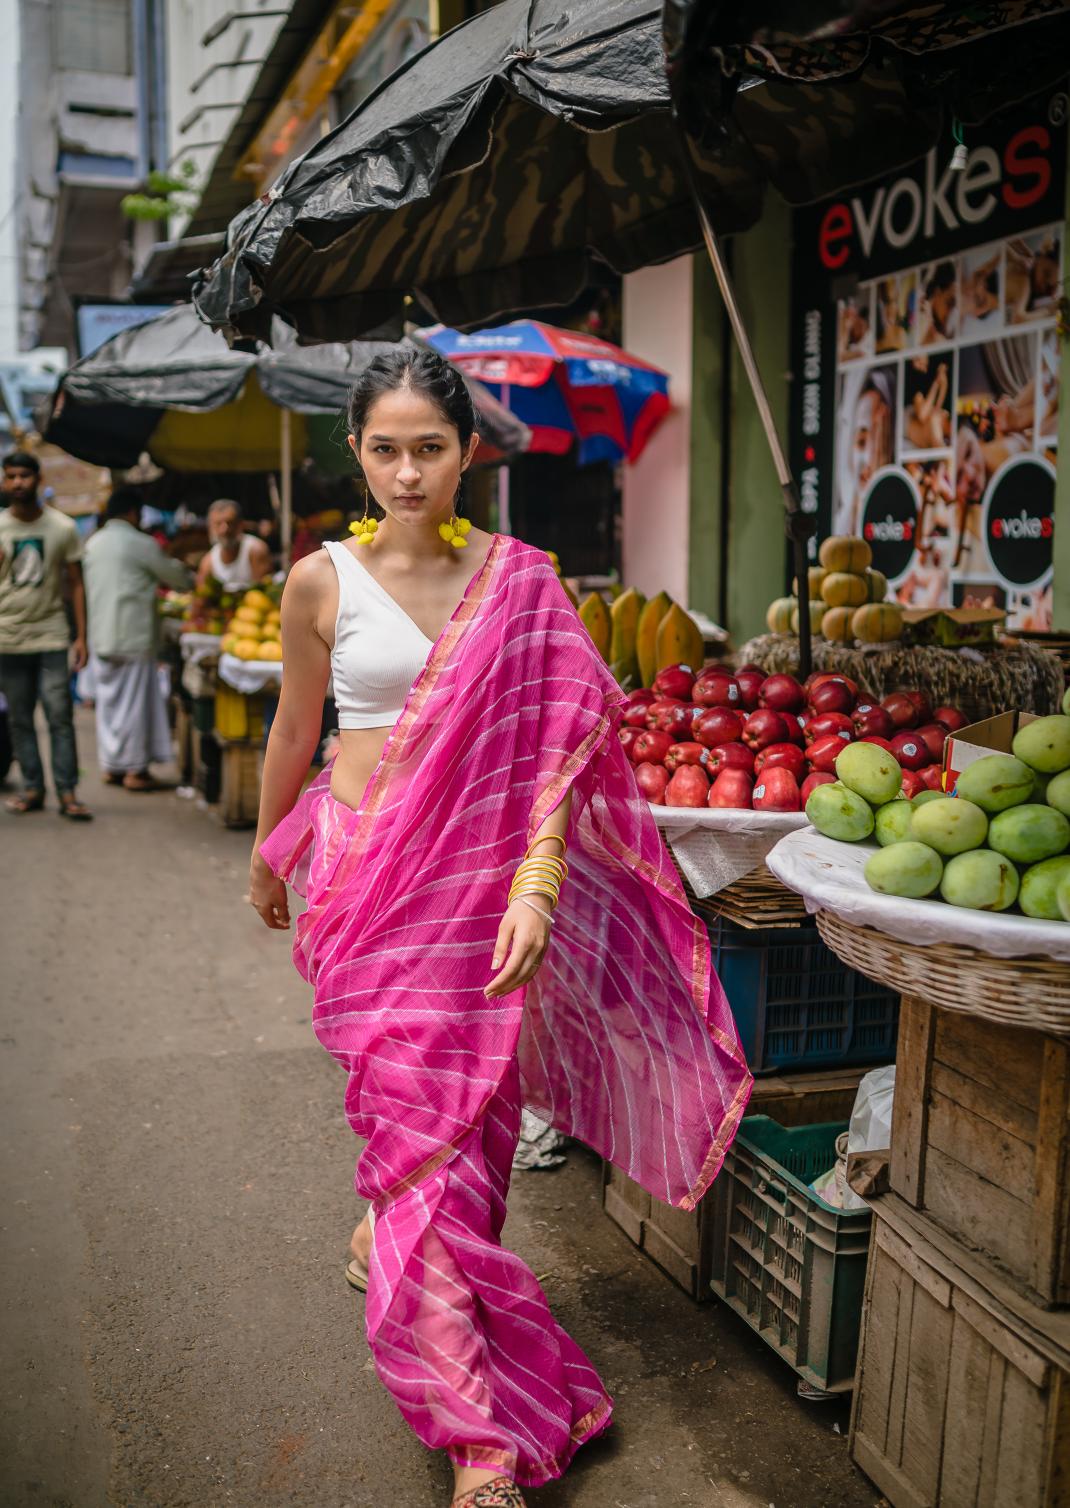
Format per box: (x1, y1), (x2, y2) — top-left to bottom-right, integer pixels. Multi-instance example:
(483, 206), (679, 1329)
(324, 541), (433, 728)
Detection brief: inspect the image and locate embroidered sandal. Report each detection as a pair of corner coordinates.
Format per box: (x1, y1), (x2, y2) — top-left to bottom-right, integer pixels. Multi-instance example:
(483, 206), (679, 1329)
(451, 1477), (525, 1508)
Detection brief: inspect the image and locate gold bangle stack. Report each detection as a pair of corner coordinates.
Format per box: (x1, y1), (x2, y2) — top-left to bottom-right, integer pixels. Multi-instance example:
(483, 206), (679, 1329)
(509, 834), (568, 911)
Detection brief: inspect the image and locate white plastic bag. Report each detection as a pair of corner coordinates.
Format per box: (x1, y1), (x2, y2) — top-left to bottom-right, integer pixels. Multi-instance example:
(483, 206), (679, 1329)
(841, 1065), (896, 1211)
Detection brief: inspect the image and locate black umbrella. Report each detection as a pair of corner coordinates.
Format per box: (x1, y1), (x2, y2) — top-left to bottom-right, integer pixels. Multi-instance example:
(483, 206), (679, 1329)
(192, 0), (766, 344)
(45, 305), (530, 558)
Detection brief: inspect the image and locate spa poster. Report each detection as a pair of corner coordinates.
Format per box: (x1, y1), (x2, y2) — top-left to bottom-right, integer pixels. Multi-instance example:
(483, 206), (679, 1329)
(789, 89), (1067, 630)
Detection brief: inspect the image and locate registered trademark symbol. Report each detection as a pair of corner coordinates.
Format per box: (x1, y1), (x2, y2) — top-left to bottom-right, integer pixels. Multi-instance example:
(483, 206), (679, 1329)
(1049, 93), (1068, 127)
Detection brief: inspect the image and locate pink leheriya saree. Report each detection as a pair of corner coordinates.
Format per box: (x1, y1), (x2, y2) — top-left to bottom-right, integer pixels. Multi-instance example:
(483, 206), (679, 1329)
(261, 534), (752, 1488)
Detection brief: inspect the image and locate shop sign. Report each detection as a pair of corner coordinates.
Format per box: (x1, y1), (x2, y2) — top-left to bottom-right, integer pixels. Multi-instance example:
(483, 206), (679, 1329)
(789, 88), (1067, 630)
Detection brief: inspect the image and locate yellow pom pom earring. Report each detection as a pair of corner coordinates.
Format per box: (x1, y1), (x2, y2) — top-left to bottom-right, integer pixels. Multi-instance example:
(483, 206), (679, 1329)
(349, 485), (379, 545)
(437, 478), (471, 549)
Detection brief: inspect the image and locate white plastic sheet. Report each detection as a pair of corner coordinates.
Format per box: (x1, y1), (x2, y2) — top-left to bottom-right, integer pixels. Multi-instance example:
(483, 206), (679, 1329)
(218, 652), (284, 695)
(178, 631), (224, 667)
(651, 805), (808, 897)
(767, 827), (1070, 961)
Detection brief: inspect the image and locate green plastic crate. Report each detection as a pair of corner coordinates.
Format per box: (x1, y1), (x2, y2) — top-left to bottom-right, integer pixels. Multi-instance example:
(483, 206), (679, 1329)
(709, 1117), (871, 1393)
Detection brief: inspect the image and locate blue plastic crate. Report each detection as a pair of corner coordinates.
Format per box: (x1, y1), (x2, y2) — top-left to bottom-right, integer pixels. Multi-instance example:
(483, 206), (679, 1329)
(708, 915), (899, 1074)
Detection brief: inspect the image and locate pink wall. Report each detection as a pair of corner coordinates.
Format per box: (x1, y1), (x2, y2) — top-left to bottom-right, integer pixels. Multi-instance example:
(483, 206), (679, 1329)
(621, 257), (693, 604)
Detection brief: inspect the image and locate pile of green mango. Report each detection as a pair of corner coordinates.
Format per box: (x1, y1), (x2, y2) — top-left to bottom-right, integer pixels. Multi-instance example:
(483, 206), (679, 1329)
(804, 714), (1070, 920)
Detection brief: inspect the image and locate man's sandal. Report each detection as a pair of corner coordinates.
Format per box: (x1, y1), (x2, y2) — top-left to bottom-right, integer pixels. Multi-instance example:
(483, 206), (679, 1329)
(452, 1479), (525, 1508)
(5, 791), (45, 814)
(58, 796), (93, 821)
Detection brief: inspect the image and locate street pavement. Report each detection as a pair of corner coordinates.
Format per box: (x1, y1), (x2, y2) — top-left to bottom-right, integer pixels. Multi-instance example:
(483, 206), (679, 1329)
(1, 708), (880, 1508)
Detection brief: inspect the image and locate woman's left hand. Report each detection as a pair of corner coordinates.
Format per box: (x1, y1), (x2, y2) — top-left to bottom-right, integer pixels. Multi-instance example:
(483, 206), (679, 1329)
(484, 898), (552, 999)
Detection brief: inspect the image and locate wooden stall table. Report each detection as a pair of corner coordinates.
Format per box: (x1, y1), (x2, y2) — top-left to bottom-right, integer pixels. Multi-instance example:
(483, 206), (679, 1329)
(768, 828), (1070, 1508)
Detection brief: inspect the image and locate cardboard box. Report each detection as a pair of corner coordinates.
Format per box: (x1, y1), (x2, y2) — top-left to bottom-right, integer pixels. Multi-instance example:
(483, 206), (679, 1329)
(901, 607), (1006, 647)
(943, 709), (1039, 792)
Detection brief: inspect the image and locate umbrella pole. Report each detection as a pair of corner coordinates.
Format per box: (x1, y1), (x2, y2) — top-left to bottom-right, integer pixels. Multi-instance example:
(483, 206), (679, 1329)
(682, 163), (816, 678)
(498, 382), (512, 534)
(279, 407), (293, 569)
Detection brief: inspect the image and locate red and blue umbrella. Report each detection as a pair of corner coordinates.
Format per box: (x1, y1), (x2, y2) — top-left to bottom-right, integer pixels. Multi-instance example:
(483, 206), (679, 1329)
(421, 320), (670, 467)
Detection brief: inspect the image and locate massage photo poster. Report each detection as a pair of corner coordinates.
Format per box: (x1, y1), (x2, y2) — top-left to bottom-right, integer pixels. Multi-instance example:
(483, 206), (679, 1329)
(789, 88), (1067, 630)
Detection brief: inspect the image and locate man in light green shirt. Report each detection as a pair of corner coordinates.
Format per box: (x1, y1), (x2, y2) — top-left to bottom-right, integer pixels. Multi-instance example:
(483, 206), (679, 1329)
(82, 488), (191, 790)
(0, 450), (91, 817)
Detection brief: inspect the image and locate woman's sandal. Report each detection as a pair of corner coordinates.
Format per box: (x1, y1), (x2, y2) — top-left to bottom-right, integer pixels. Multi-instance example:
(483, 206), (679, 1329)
(58, 796), (93, 821)
(452, 1478), (526, 1508)
(5, 790), (45, 814)
(344, 1256), (368, 1293)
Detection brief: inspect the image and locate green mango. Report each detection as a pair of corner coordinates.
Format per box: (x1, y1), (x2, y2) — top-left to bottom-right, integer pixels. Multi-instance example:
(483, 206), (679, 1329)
(1012, 715), (1070, 775)
(1020, 856), (1070, 920)
(805, 782), (874, 842)
(865, 841), (943, 898)
(955, 753), (1034, 813)
(835, 742), (902, 806)
(910, 797), (988, 856)
(1046, 769), (1070, 819)
(874, 800), (913, 847)
(940, 850), (1020, 912)
(987, 804), (1070, 864)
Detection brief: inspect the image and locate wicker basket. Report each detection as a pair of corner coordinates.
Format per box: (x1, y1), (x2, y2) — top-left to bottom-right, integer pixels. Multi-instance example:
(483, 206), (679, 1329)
(671, 857), (808, 930)
(816, 909), (1070, 1036)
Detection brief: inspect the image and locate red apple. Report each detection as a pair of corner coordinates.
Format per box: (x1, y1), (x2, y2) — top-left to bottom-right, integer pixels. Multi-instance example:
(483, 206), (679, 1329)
(665, 741), (708, 773)
(635, 762), (670, 804)
(918, 763), (945, 791)
(801, 770), (838, 803)
(622, 699), (654, 728)
(806, 711), (854, 745)
(808, 678), (856, 715)
(693, 706), (745, 748)
(861, 735), (896, 754)
(759, 673), (806, 713)
(890, 731), (928, 771)
(646, 697), (687, 731)
(809, 672), (859, 700)
(914, 723), (949, 762)
(666, 765), (710, 807)
(737, 663), (764, 674)
(619, 726), (644, 760)
(624, 688), (656, 707)
(779, 715), (806, 747)
(933, 705), (968, 733)
(707, 767), (754, 809)
(754, 743), (806, 780)
(652, 664), (697, 701)
(899, 769), (924, 799)
(742, 708), (790, 751)
(807, 734), (853, 773)
(734, 669), (765, 711)
(665, 703), (701, 740)
(692, 671), (742, 709)
(631, 729), (673, 766)
(853, 704), (894, 740)
(753, 766), (802, 812)
(881, 692), (918, 730)
(706, 742), (755, 776)
(902, 689), (933, 724)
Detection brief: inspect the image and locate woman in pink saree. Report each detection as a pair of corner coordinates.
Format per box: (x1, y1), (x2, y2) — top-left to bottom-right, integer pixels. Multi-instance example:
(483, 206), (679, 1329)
(248, 350), (751, 1508)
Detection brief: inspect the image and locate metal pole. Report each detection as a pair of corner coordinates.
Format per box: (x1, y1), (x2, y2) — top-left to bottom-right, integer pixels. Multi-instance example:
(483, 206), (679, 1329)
(681, 152), (816, 679)
(279, 407), (293, 569)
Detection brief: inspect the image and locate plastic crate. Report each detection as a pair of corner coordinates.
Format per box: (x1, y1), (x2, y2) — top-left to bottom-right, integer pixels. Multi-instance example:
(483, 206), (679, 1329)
(709, 1117), (871, 1393)
(709, 915), (899, 1074)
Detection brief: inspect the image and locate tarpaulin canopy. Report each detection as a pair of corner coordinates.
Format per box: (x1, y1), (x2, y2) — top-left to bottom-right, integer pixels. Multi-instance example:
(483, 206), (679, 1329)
(192, 0), (767, 344)
(421, 320), (670, 465)
(44, 304), (530, 471)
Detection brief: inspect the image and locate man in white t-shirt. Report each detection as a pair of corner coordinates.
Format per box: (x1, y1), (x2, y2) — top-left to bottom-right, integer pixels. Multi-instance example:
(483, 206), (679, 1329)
(0, 451), (92, 818)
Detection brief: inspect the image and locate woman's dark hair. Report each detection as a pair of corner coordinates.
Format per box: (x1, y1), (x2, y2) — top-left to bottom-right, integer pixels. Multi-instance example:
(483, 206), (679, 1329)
(346, 346), (477, 450)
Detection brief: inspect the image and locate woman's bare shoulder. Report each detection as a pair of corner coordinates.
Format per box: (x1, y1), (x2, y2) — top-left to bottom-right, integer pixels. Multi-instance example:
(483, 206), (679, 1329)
(284, 547), (334, 597)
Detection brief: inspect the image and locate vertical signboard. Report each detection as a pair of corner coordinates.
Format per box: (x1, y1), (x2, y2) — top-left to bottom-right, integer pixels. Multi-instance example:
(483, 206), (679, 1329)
(790, 89), (1067, 630)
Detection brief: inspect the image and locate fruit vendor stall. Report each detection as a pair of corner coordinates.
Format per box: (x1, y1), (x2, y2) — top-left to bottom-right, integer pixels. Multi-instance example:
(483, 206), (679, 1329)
(761, 704), (1070, 1506)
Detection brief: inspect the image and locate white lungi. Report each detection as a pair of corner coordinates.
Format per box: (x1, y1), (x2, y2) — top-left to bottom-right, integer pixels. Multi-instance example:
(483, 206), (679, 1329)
(90, 653), (172, 774)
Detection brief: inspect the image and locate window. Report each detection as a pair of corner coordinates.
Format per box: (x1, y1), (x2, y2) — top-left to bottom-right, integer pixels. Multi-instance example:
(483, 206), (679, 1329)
(54, 0), (132, 76)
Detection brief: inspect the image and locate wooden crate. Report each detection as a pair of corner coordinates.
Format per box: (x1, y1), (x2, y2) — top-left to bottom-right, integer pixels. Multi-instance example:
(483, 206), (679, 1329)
(216, 740), (261, 829)
(850, 1192), (1070, 1508)
(891, 997), (1070, 1308)
(601, 1066), (871, 1300)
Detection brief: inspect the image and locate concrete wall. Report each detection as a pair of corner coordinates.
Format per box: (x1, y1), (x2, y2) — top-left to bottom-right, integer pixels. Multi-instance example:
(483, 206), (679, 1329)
(621, 257), (694, 606)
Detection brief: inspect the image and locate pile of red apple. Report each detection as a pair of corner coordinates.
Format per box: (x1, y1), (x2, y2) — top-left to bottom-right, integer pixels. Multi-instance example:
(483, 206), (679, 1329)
(620, 663), (968, 811)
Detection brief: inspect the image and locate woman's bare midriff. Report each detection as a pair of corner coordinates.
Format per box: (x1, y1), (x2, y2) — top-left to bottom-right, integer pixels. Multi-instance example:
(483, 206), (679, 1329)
(329, 726), (395, 811)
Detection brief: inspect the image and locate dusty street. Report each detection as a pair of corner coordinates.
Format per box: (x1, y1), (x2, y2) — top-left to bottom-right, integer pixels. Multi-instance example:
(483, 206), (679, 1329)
(1, 709), (879, 1508)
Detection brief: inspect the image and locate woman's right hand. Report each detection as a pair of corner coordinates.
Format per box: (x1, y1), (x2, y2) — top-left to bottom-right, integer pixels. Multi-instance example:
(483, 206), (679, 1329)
(248, 856), (291, 930)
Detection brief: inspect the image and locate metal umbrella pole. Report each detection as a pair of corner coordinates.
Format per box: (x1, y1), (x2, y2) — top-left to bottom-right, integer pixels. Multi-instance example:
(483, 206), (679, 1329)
(677, 137), (817, 679)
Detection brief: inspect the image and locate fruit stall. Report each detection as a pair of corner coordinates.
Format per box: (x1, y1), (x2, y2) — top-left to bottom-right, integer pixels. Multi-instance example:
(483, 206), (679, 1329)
(598, 557), (1069, 1427)
(759, 704), (1070, 1506)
